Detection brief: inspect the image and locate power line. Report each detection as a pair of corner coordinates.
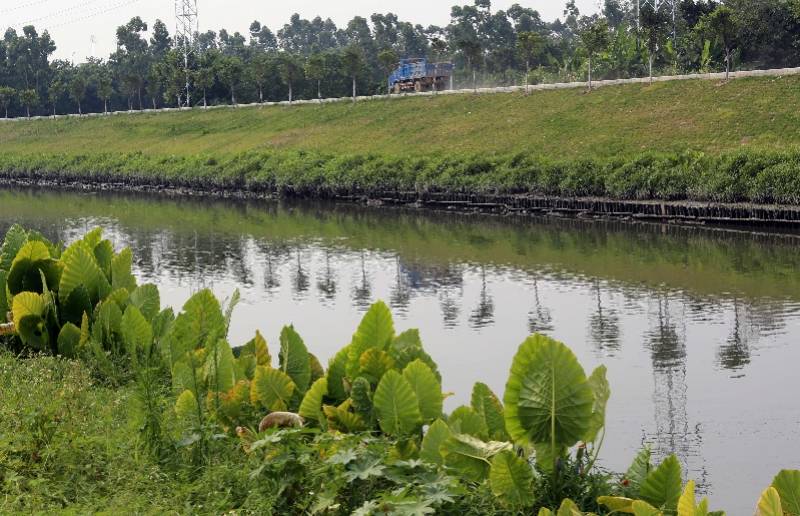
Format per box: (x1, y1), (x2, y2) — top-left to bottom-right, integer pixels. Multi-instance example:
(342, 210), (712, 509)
(13, 0), (109, 26)
(0, 0), (55, 15)
(12, 0), (143, 31)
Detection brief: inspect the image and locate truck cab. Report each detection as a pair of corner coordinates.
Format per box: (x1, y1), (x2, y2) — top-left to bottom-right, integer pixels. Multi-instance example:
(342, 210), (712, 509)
(388, 58), (454, 93)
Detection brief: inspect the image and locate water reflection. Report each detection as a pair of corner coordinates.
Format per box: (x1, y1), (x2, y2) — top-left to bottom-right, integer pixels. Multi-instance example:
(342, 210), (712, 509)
(1, 187), (800, 512)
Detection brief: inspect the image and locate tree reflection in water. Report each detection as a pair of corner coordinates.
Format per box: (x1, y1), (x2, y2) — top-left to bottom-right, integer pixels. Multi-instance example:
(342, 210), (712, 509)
(588, 279), (620, 354)
(352, 251), (372, 310)
(527, 278), (553, 334)
(469, 266), (495, 329)
(316, 249), (338, 302)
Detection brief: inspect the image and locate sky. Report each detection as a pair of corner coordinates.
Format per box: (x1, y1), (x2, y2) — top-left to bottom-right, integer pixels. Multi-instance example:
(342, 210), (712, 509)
(2, 0), (600, 62)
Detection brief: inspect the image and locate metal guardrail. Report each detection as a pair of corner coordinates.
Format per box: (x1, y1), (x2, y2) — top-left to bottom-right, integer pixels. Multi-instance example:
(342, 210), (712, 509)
(1, 66), (799, 123)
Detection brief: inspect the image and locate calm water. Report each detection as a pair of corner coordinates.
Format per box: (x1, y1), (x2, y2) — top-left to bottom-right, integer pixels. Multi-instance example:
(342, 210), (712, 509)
(2, 186), (799, 512)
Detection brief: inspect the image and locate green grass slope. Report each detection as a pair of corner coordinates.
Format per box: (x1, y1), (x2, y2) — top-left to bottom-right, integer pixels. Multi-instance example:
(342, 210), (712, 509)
(2, 76), (799, 159)
(2, 76), (800, 205)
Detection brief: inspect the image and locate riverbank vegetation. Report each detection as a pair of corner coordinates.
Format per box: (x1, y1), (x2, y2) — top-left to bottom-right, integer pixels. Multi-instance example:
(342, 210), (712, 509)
(1, 224), (798, 513)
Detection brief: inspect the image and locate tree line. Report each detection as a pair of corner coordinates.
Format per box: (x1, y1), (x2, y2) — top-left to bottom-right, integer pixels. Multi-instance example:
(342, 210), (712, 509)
(1, 0), (799, 118)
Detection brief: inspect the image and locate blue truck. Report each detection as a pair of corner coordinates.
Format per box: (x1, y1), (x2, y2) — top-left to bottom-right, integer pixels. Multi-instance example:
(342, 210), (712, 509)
(388, 58), (454, 93)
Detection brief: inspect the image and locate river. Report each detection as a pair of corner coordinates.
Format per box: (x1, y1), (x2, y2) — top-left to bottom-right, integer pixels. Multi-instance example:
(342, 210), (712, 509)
(1, 186), (798, 512)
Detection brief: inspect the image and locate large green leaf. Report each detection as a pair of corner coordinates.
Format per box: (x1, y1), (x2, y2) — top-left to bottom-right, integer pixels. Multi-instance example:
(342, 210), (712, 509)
(503, 334), (594, 454)
(323, 399), (366, 433)
(237, 330), (271, 379)
(624, 447), (653, 495)
(250, 365), (296, 412)
(60, 284), (92, 327)
(389, 328), (441, 382)
(640, 454), (682, 511)
(350, 376), (373, 420)
(7, 241), (60, 295)
(280, 325), (311, 395)
(359, 348), (395, 385)
(448, 406), (489, 440)
(756, 487), (783, 516)
(111, 248), (137, 292)
(372, 369), (421, 436)
(772, 470), (800, 515)
(129, 284), (160, 321)
(598, 496), (636, 514)
(93, 300), (123, 348)
(204, 339), (237, 394)
(0, 225), (28, 272)
(403, 359), (442, 423)
(121, 305), (153, 363)
(471, 382), (508, 441)
(12, 291), (46, 326)
(347, 301), (395, 378)
(631, 501), (662, 516)
(94, 239), (114, 280)
(175, 389), (201, 428)
(163, 289), (224, 366)
(58, 242), (111, 305)
(677, 480), (711, 516)
(490, 450), (535, 508)
(327, 346), (350, 403)
(420, 418), (452, 466)
(57, 322), (81, 357)
(585, 365), (610, 443)
(441, 433), (511, 483)
(299, 377), (328, 423)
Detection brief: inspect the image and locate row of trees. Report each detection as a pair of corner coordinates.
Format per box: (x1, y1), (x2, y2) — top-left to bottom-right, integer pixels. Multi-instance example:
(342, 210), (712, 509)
(1, 0), (799, 117)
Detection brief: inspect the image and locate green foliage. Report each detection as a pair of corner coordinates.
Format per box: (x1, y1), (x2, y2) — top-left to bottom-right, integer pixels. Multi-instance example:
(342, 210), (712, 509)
(639, 455), (682, 511)
(771, 470), (800, 515)
(490, 450), (535, 509)
(373, 370), (422, 436)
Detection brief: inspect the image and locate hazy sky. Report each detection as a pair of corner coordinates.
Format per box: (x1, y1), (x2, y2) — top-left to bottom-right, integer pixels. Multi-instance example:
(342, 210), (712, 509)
(3, 0), (600, 61)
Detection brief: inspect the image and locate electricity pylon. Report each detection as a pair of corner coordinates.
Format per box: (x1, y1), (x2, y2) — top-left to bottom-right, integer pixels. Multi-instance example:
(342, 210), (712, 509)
(174, 0), (198, 107)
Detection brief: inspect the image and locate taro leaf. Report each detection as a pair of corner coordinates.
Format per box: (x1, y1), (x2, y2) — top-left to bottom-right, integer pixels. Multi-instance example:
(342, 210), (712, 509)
(471, 382), (508, 441)
(347, 300), (395, 379)
(7, 241), (59, 295)
(631, 500), (662, 516)
(93, 300), (123, 348)
(448, 406), (489, 440)
(489, 450), (535, 509)
(533, 441), (568, 475)
(57, 322), (81, 357)
(12, 291), (47, 349)
(585, 365), (611, 443)
(309, 352), (325, 383)
(403, 359), (443, 423)
(389, 329), (441, 382)
(557, 498), (586, 516)
(756, 487), (783, 516)
(359, 348), (395, 385)
(420, 419), (452, 466)
(60, 285), (92, 327)
(175, 389), (201, 428)
(280, 325), (311, 395)
(111, 248), (137, 293)
(299, 377), (328, 424)
(239, 330), (271, 378)
(94, 240), (114, 280)
(624, 446), (653, 495)
(163, 289), (225, 366)
(121, 305), (153, 364)
(204, 339), (237, 394)
(250, 365), (296, 412)
(0, 271), (8, 316)
(640, 454), (682, 511)
(82, 227), (103, 250)
(373, 369), (421, 436)
(441, 433), (511, 483)
(598, 496), (636, 514)
(677, 480), (698, 516)
(217, 380), (251, 426)
(58, 242), (111, 305)
(323, 400), (366, 432)
(503, 334), (593, 454)
(327, 346), (350, 403)
(129, 284), (160, 321)
(0, 224), (28, 272)
(772, 469), (800, 515)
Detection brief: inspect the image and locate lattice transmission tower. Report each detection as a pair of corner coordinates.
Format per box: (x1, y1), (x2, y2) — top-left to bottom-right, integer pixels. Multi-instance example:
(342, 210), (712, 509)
(174, 0), (198, 107)
(636, 0), (679, 42)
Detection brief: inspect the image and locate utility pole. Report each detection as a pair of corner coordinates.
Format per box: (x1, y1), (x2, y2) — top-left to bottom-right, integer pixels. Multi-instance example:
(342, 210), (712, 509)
(174, 0), (198, 107)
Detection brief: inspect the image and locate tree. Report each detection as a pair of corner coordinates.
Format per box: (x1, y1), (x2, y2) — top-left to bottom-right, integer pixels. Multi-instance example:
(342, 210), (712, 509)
(277, 53), (303, 104)
(378, 48), (398, 95)
(19, 88), (38, 117)
(342, 45), (365, 103)
(68, 72), (88, 115)
(640, 4), (670, 83)
(697, 5), (739, 80)
(579, 17), (611, 91)
(47, 79), (66, 116)
(248, 52), (273, 103)
(457, 38), (482, 91)
(193, 65), (214, 108)
(0, 87), (14, 118)
(95, 71), (114, 113)
(215, 55), (243, 105)
(146, 64), (162, 109)
(304, 52), (327, 100)
(516, 31), (545, 94)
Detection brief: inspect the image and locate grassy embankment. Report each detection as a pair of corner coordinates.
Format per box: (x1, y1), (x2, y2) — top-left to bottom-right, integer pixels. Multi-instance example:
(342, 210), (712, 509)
(2, 75), (800, 203)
